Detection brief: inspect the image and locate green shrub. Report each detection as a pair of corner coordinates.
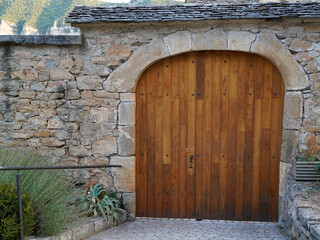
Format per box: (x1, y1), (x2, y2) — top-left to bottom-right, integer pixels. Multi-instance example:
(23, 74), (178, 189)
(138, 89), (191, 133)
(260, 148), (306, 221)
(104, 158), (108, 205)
(0, 182), (35, 240)
(0, 149), (85, 236)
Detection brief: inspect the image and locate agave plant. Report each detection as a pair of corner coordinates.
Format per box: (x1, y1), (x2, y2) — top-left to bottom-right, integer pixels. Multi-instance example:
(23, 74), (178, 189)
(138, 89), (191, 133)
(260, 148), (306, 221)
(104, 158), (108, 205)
(85, 183), (120, 222)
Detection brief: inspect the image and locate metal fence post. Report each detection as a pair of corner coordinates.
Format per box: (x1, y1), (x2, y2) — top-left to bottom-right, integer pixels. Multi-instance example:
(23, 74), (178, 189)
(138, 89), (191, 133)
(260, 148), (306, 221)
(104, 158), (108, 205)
(16, 171), (24, 240)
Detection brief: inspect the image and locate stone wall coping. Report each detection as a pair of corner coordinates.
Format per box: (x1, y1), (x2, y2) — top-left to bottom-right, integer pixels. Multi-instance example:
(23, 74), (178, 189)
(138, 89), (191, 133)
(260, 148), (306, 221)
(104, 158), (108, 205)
(28, 209), (128, 240)
(66, 2), (320, 24)
(0, 35), (82, 46)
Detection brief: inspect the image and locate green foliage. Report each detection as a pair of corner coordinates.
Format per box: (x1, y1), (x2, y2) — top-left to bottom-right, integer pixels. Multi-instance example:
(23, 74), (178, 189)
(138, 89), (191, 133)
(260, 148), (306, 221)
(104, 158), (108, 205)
(130, 0), (180, 5)
(298, 155), (318, 162)
(0, 0), (103, 34)
(0, 149), (85, 236)
(84, 183), (120, 222)
(306, 181), (320, 194)
(0, 182), (35, 240)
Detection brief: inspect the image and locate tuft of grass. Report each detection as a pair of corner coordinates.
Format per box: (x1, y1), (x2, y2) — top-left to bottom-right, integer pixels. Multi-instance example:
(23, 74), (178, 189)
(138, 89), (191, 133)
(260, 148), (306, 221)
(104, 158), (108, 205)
(0, 149), (85, 237)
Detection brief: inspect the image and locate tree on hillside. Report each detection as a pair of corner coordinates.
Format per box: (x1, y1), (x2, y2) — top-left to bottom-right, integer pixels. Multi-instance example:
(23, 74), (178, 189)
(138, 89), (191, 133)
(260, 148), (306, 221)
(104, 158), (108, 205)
(130, 0), (179, 4)
(0, 0), (102, 34)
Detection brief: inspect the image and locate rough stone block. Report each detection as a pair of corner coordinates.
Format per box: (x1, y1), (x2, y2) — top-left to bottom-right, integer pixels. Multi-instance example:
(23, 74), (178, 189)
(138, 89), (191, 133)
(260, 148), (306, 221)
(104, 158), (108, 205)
(310, 224), (320, 240)
(41, 138), (65, 147)
(310, 73), (320, 82)
(279, 162), (290, 198)
(163, 31), (191, 56)
(92, 136), (117, 156)
(283, 92), (302, 129)
(11, 71), (26, 80)
(39, 109), (56, 119)
(205, 29), (227, 50)
(122, 192), (136, 216)
(73, 222), (95, 240)
(77, 75), (103, 90)
(38, 71), (50, 81)
(48, 116), (65, 129)
(34, 130), (50, 138)
(46, 81), (65, 93)
(110, 156), (135, 192)
(50, 69), (74, 81)
(65, 89), (79, 100)
(118, 126), (135, 156)
(69, 146), (90, 157)
(119, 102), (135, 126)
(295, 52), (314, 62)
(289, 39), (313, 52)
(19, 90), (36, 99)
(94, 218), (108, 233)
(228, 31), (256, 52)
(281, 130), (299, 163)
(10, 132), (33, 139)
(90, 107), (110, 123)
(60, 59), (74, 69)
(191, 33), (208, 51)
(120, 93), (135, 102)
(0, 80), (20, 91)
(107, 45), (132, 58)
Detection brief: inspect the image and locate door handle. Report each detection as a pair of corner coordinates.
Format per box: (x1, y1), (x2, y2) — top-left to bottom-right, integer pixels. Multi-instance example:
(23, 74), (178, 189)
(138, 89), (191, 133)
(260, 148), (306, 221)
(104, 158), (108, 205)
(189, 155), (194, 169)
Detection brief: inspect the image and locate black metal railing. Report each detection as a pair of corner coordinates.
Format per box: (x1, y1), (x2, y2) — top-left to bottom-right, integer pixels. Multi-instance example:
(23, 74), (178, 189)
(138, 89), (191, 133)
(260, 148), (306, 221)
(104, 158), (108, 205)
(0, 164), (122, 240)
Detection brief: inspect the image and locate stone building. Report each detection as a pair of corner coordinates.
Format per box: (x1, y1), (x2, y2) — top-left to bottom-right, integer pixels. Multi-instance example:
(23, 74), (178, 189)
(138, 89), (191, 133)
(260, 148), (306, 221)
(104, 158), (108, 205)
(0, 1), (320, 238)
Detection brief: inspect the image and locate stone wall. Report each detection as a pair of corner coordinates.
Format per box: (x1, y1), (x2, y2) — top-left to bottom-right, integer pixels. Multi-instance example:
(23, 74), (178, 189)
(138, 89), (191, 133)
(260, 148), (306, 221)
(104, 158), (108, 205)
(0, 18), (319, 218)
(282, 178), (320, 239)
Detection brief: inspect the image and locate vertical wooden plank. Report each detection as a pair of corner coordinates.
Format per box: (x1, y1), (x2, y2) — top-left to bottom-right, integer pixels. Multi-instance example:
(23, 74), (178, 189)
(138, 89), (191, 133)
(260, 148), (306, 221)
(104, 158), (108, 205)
(187, 52), (196, 219)
(162, 57), (172, 218)
(268, 67), (284, 221)
(243, 53), (255, 221)
(259, 59), (273, 221)
(202, 51), (213, 219)
(210, 51), (221, 219)
(219, 51), (230, 220)
(136, 70), (148, 217)
(226, 52), (238, 220)
(251, 55), (263, 221)
(179, 54), (188, 218)
(146, 64), (156, 217)
(235, 52), (246, 220)
(154, 60), (164, 217)
(195, 52), (205, 219)
(170, 55), (180, 218)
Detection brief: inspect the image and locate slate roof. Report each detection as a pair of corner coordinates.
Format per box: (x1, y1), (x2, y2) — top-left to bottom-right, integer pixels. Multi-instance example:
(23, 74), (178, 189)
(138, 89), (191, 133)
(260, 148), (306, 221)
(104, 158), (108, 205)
(66, 2), (320, 24)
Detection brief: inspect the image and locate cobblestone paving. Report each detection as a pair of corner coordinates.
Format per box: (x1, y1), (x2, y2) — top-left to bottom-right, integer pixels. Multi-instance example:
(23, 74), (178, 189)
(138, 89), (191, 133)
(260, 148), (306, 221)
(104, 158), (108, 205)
(86, 218), (287, 240)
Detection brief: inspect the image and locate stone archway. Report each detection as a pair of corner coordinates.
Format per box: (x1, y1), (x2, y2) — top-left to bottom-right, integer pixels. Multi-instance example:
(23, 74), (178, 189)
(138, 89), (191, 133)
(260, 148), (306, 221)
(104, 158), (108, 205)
(105, 28), (308, 219)
(105, 29), (308, 92)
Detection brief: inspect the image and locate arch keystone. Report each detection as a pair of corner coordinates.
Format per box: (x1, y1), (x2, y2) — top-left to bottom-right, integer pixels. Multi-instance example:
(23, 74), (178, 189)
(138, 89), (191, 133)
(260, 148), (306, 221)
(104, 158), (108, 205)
(228, 31), (256, 52)
(163, 31), (192, 55)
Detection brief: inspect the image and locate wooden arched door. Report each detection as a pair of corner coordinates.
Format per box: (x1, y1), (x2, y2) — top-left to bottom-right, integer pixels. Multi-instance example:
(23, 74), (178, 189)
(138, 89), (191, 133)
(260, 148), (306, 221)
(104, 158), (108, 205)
(136, 51), (284, 222)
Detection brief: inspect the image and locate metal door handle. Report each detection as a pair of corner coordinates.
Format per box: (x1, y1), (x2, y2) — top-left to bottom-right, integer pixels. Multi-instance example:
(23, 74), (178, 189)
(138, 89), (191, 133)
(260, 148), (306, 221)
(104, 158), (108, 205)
(189, 155), (194, 169)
